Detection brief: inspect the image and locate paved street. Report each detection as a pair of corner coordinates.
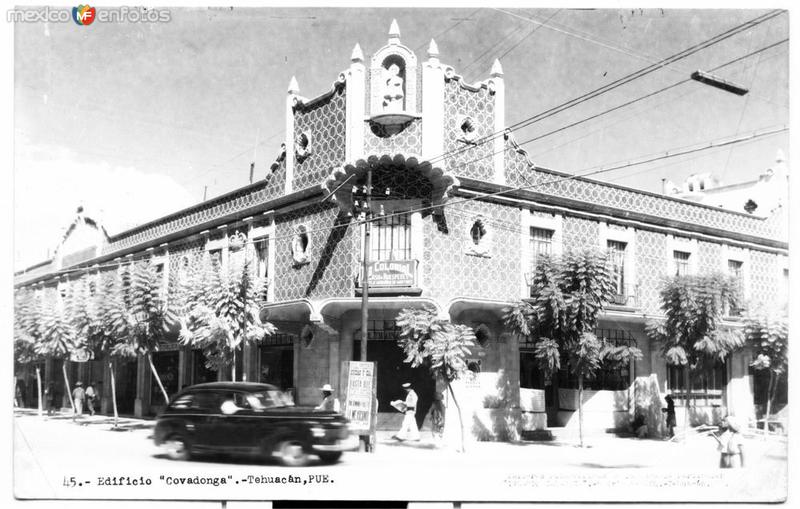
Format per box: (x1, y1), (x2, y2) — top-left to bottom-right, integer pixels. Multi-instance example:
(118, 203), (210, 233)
(13, 409), (787, 503)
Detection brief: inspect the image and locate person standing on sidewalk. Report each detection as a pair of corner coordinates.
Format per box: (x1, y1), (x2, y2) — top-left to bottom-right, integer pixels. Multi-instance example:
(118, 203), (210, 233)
(315, 383), (341, 412)
(393, 382), (420, 441)
(71, 382), (85, 421)
(662, 394), (676, 439)
(85, 382), (97, 416)
(44, 382), (57, 416)
(716, 415), (745, 468)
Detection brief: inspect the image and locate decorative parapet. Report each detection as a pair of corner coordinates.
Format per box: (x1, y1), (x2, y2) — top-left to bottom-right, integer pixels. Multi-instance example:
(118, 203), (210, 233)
(502, 130), (784, 241)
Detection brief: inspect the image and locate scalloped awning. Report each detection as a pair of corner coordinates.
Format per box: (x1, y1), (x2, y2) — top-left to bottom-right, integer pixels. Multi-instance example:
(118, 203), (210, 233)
(321, 153), (459, 212)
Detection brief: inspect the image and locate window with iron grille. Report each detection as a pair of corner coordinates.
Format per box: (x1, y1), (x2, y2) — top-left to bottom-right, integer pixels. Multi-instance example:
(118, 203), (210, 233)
(370, 214), (411, 261)
(673, 250), (691, 276)
(529, 227), (553, 270)
(727, 259), (743, 316)
(667, 362), (727, 406)
(607, 240), (626, 301)
(354, 320), (401, 341)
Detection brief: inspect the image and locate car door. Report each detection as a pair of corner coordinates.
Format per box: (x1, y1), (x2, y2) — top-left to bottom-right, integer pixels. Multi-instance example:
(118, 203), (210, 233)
(213, 391), (260, 454)
(192, 390), (226, 452)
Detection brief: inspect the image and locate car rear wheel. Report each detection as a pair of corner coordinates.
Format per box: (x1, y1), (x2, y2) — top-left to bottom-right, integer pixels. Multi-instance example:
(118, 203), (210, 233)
(275, 439), (310, 467)
(164, 434), (191, 461)
(317, 451), (342, 464)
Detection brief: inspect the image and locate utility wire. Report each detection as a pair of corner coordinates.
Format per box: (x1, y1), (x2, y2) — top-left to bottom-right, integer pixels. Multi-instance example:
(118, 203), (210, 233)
(415, 9), (785, 171)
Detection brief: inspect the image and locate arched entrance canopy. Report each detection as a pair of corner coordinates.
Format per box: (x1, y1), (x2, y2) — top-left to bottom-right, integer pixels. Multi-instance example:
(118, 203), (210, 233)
(321, 153), (459, 213)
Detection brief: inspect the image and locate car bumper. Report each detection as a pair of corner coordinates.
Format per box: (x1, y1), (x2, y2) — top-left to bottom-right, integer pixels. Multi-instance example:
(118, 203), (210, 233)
(312, 435), (359, 452)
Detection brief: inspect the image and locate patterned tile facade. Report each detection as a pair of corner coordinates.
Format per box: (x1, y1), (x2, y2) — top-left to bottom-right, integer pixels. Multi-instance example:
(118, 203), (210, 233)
(750, 250), (778, 308)
(293, 87), (347, 190)
(273, 203), (357, 302)
(363, 118), (422, 156)
(422, 200), (521, 304)
(504, 142), (781, 240)
(562, 216), (599, 252)
(698, 241), (723, 275)
(635, 230), (668, 314)
(102, 184), (278, 257)
(443, 80), (495, 181)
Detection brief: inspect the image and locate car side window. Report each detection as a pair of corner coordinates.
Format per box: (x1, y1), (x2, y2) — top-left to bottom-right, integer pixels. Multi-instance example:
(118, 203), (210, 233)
(191, 391), (223, 411)
(232, 392), (252, 409)
(170, 394), (193, 410)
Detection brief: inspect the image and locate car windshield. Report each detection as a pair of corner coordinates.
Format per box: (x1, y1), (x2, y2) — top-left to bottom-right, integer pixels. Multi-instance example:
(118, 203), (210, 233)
(245, 390), (294, 410)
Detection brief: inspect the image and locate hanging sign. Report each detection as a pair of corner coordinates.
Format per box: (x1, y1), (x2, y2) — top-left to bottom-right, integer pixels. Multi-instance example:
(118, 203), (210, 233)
(363, 260), (416, 288)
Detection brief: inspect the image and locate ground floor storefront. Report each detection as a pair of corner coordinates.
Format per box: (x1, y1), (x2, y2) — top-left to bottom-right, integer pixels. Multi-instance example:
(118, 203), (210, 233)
(14, 303), (758, 438)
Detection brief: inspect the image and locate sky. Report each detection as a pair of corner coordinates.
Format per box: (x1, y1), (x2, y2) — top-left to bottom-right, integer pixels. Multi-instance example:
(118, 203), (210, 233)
(12, 6), (790, 271)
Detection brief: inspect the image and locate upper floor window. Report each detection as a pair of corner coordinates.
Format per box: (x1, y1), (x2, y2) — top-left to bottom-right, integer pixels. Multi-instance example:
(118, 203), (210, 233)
(607, 240), (627, 300)
(371, 214), (410, 261)
(673, 251), (691, 276)
(209, 249), (222, 267)
(727, 259), (744, 316)
(529, 227), (553, 271)
(255, 237), (269, 279)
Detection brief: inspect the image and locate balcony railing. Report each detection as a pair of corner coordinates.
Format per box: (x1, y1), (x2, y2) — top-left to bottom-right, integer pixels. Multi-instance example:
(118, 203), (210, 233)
(607, 284), (639, 309)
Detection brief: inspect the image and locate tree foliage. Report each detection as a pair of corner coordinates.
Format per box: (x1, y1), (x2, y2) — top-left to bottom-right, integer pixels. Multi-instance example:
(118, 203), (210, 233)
(178, 257), (275, 375)
(646, 274), (745, 373)
(503, 250), (642, 382)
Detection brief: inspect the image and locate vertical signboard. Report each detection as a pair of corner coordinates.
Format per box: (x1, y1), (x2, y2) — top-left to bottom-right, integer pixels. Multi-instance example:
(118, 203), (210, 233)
(340, 361), (377, 435)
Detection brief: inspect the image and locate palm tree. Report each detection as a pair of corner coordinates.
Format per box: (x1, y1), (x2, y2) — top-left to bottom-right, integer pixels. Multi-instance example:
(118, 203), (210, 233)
(396, 307), (476, 452)
(35, 285), (79, 413)
(14, 288), (45, 416)
(646, 273), (744, 436)
(179, 258), (275, 380)
(503, 250), (641, 447)
(88, 269), (139, 427)
(126, 262), (177, 405)
(744, 313), (787, 431)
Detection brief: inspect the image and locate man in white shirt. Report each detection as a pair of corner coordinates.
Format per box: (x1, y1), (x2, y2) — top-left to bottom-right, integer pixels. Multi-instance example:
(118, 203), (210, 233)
(394, 382), (420, 441)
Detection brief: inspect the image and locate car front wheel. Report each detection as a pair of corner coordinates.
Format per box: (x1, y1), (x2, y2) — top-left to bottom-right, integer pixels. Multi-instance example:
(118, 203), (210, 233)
(317, 451), (342, 464)
(164, 434), (191, 461)
(275, 439), (310, 467)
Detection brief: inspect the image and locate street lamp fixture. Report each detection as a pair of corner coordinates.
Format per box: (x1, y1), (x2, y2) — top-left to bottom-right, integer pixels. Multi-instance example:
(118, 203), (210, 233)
(690, 70), (749, 96)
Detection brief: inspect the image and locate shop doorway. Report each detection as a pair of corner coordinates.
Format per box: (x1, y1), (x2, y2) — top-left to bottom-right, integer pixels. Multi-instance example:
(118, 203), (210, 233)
(354, 320), (434, 429)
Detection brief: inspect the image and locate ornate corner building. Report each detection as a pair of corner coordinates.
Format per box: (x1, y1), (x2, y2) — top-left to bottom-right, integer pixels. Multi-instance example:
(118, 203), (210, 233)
(14, 21), (788, 437)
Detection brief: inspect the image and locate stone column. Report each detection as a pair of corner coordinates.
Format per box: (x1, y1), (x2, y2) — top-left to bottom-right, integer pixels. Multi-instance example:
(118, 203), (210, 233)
(134, 355), (149, 418)
(284, 77), (299, 195)
(346, 44), (366, 162)
(421, 40), (445, 162)
(490, 59), (505, 185)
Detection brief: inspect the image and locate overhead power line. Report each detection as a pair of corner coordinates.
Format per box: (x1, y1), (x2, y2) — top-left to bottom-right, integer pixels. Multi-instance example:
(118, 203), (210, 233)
(419, 9), (785, 170)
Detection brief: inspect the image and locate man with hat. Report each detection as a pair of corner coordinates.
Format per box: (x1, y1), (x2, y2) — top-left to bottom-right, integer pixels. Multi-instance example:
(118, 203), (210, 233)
(71, 381), (85, 421)
(394, 382), (420, 441)
(315, 383), (341, 413)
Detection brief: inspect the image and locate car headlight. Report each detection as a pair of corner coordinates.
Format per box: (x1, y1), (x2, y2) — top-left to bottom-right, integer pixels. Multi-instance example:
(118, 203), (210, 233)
(310, 426), (326, 438)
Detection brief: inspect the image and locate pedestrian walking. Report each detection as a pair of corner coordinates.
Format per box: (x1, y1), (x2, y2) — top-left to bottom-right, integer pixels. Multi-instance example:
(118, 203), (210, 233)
(44, 382), (57, 416)
(85, 382), (97, 416)
(72, 382), (85, 420)
(662, 394), (676, 439)
(314, 383), (341, 412)
(391, 382), (420, 441)
(714, 415), (745, 468)
(14, 380), (24, 408)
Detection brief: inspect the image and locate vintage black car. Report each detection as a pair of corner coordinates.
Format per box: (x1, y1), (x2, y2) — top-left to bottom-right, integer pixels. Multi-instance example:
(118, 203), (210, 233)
(153, 382), (356, 466)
